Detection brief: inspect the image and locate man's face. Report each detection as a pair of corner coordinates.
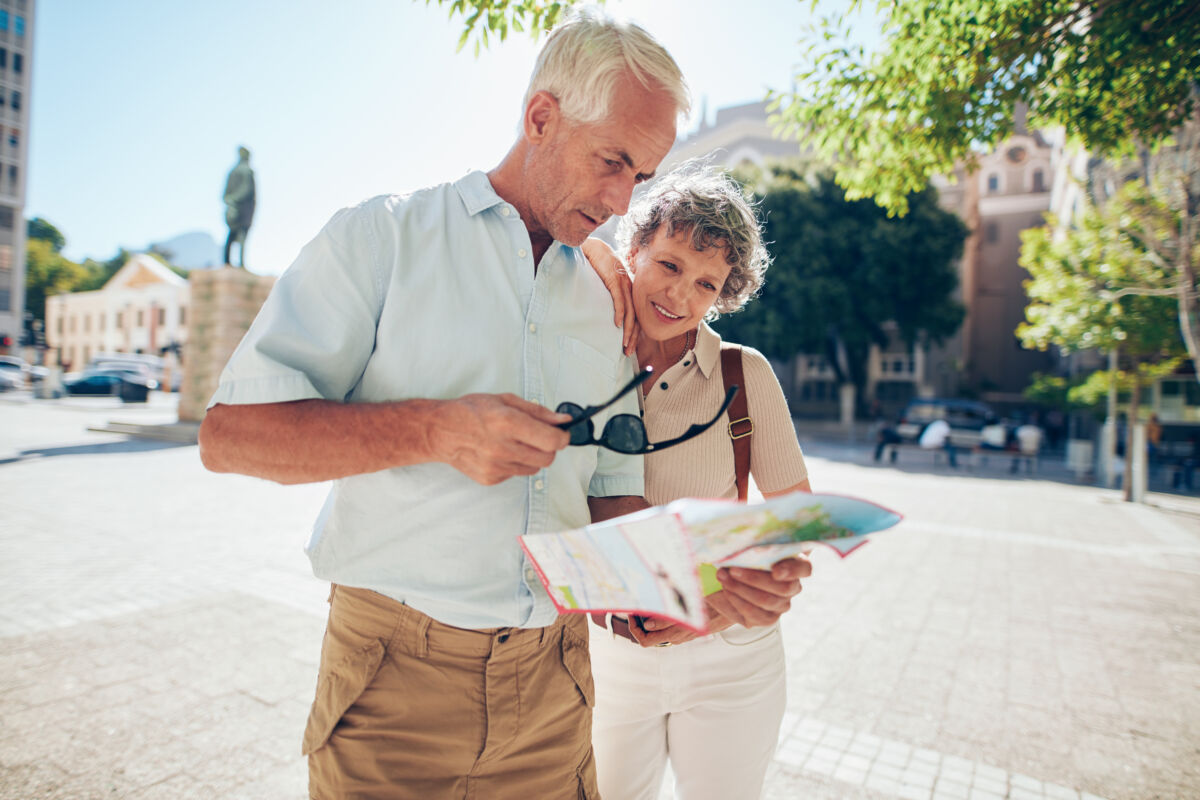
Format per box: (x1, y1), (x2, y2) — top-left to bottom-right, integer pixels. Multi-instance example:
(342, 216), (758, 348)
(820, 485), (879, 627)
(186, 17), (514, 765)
(526, 75), (677, 247)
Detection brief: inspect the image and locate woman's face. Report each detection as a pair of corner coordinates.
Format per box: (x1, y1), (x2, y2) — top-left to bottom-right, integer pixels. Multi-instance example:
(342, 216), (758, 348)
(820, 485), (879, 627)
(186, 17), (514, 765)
(629, 227), (733, 343)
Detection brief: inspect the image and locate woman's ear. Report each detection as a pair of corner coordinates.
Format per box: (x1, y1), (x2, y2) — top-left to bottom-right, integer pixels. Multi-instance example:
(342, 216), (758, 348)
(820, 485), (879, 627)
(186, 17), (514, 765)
(626, 245), (640, 276)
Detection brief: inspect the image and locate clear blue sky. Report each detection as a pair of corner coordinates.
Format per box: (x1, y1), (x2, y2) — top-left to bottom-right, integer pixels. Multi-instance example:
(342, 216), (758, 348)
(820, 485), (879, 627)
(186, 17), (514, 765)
(29, 0), (873, 274)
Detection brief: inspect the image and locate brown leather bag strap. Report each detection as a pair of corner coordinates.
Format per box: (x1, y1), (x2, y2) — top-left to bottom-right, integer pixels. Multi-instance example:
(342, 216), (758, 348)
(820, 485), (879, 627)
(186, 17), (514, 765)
(720, 344), (753, 502)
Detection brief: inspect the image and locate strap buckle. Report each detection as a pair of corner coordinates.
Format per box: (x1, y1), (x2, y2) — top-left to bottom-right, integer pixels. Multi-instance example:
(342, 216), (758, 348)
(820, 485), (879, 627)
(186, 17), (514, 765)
(728, 416), (754, 440)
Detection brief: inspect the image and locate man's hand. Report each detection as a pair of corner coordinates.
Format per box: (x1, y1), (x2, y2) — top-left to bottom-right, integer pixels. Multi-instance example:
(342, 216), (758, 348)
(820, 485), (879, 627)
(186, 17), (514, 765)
(430, 393), (571, 485)
(633, 598), (736, 647)
(704, 557), (811, 628)
(581, 237), (639, 356)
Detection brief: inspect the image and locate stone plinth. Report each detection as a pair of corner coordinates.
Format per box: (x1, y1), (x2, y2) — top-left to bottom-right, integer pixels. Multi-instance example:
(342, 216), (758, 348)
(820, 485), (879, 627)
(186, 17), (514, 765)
(178, 267), (276, 422)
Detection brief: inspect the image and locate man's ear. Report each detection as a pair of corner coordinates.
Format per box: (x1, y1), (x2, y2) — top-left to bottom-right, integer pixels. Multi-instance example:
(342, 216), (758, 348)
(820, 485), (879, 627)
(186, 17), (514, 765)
(523, 90), (560, 143)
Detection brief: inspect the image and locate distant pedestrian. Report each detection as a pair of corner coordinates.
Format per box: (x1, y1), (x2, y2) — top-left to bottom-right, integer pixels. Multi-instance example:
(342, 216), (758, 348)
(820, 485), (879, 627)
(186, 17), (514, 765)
(919, 418), (957, 467)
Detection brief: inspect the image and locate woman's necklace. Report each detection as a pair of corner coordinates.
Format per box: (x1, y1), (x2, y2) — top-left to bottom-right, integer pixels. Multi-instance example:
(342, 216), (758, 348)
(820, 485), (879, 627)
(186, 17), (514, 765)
(675, 328), (696, 365)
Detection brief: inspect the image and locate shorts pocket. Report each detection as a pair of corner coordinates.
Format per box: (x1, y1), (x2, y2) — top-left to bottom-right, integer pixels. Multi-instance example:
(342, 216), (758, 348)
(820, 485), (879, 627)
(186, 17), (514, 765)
(301, 638), (386, 755)
(717, 623), (781, 647)
(561, 625), (595, 708)
(576, 747), (600, 800)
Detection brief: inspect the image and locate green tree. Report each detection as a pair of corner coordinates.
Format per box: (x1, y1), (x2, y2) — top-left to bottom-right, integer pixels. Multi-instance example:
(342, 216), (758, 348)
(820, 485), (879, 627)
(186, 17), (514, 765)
(24, 238), (88, 323)
(1018, 188), (1186, 498)
(27, 217), (66, 253)
(777, 0), (1200, 215)
(712, 165), (967, 413)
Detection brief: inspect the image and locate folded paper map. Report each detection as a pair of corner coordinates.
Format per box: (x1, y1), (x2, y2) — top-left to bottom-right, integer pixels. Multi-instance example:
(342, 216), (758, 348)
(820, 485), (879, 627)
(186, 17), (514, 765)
(519, 492), (902, 634)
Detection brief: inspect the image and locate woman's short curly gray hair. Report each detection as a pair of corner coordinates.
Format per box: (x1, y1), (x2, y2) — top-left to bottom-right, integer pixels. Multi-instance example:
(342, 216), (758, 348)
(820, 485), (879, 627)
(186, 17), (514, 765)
(615, 160), (769, 321)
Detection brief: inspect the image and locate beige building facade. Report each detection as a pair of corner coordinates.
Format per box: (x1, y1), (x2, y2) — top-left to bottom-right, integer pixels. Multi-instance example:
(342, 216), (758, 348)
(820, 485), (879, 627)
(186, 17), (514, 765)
(44, 254), (189, 371)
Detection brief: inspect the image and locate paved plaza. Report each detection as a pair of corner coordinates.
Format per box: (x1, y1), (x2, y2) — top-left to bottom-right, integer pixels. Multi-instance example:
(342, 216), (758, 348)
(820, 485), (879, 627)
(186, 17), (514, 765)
(1, 394), (1198, 799)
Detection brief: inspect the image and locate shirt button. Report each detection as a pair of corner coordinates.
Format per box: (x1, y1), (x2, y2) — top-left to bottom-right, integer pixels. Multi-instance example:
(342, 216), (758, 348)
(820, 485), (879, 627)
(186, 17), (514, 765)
(518, 248), (528, 258)
(529, 323), (537, 333)
(534, 479), (544, 490)
(660, 382), (669, 390)
(682, 361), (690, 366)
(497, 633), (510, 643)
(500, 207), (511, 217)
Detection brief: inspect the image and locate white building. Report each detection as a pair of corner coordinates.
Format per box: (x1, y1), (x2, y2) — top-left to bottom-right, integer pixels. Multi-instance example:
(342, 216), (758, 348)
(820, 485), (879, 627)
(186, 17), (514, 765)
(44, 254), (189, 371)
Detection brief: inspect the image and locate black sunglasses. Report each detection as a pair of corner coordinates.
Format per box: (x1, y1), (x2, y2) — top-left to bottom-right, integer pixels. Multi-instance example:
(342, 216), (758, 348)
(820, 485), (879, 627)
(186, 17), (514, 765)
(557, 367), (741, 455)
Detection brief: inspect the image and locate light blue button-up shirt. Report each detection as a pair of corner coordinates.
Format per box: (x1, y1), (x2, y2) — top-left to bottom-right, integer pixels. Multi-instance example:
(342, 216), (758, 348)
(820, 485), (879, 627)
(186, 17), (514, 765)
(209, 171), (643, 629)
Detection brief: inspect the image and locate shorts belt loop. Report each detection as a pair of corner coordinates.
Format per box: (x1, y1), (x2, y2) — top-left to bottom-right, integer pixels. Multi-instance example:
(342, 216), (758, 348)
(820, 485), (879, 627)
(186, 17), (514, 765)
(413, 613), (430, 659)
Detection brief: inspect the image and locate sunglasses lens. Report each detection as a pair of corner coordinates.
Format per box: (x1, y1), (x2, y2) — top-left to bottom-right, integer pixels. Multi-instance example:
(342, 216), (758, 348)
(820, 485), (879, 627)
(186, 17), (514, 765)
(556, 403), (592, 445)
(600, 415), (648, 454)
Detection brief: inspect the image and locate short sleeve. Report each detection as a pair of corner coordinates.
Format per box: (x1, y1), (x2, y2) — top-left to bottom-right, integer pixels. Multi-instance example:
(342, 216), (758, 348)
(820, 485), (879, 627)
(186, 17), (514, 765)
(587, 356), (645, 498)
(208, 200), (389, 408)
(743, 347), (809, 492)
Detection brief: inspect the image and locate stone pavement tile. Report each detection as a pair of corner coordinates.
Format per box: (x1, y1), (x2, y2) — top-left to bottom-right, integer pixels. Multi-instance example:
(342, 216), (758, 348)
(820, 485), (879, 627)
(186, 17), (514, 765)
(126, 774), (218, 800)
(0, 760), (105, 800)
(224, 760), (308, 800)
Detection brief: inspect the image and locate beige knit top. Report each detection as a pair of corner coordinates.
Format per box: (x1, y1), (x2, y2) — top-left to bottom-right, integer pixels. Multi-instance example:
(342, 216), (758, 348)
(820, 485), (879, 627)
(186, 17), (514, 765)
(639, 323), (809, 504)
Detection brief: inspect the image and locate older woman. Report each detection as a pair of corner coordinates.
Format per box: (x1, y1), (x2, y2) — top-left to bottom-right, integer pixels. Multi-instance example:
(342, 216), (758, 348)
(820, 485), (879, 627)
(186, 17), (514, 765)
(582, 163), (811, 800)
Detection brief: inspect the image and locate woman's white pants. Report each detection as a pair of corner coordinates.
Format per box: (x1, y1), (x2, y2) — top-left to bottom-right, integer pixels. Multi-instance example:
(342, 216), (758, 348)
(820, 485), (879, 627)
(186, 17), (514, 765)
(590, 623), (787, 800)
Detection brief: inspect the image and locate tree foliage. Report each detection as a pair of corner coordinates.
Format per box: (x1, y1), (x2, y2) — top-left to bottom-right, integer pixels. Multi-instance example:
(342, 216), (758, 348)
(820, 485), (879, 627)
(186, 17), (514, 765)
(425, 0), (577, 55)
(27, 217), (65, 253)
(712, 164), (967, 403)
(24, 238), (87, 323)
(424, 0), (1199, 216)
(1018, 181), (1192, 370)
(777, 0), (1200, 215)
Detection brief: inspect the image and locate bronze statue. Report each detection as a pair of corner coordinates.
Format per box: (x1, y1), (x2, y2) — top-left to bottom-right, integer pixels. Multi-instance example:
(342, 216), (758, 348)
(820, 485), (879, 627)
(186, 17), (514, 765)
(222, 146), (256, 269)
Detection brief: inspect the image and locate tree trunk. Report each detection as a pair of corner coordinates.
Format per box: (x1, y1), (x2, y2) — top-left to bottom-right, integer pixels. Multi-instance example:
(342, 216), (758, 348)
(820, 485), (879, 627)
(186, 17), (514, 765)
(1123, 371), (1141, 502)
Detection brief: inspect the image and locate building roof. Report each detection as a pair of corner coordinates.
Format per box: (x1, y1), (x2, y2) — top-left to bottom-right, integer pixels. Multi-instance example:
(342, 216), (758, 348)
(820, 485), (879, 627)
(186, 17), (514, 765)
(104, 254), (188, 291)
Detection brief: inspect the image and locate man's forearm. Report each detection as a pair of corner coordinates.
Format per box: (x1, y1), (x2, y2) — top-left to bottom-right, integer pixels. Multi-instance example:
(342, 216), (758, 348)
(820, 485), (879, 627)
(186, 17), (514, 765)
(199, 398), (441, 485)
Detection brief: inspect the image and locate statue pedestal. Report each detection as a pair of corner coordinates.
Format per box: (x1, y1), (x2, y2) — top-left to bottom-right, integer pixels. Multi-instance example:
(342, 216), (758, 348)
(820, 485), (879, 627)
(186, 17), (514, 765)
(178, 267), (276, 422)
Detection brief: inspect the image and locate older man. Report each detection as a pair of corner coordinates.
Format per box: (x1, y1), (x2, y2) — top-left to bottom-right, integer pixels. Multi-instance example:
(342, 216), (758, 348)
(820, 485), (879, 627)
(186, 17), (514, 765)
(199, 11), (804, 799)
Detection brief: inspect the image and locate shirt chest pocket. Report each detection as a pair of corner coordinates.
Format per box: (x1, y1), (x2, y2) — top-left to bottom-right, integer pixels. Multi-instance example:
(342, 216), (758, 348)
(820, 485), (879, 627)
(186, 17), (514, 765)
(554, 335), (619, 412)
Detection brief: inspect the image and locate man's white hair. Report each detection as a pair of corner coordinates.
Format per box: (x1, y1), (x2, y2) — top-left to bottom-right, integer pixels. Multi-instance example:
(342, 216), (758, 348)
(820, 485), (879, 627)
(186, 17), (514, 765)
(524, 7), (690, 126)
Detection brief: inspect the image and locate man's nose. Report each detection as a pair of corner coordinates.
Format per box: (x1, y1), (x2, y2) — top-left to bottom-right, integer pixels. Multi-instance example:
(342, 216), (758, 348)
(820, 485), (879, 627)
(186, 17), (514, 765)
(601, 173), (636, 217)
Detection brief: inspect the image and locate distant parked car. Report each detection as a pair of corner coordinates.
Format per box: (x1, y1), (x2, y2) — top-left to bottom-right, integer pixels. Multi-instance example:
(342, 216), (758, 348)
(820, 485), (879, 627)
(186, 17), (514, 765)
(0, 368), (21, 391)
(895, 398), (996, 449)
(62, 369), (158, 400)
(0, 355), (48, 385)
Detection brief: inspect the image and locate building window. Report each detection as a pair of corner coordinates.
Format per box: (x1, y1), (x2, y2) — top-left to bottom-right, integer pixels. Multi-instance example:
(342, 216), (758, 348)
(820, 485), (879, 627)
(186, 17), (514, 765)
(179, 306), (187, 325)
(11, 91), (19, 111)
(69, 316), (76, 333)
(15, 16), (24, 37)
(82, 345), (89, 364)
(0, 48), (8, 70)
(1032, 169), (1045, 192)
(986, 174), (999, 193)
(136, 310), (144, 327)
(12, 53), (20, 73)
(0, 244), (11, 268)
(986, 222), (999, 243)
(57, 316), (63, 334)
(116, 312), (123, 328)
(83, 315), (90, 333)
(7, 164), (15, 189)
(157, 307), (166, 325)
(0, 11), (9, 31)
(99, 315), (105, 332)
(8, 130), (17, 149)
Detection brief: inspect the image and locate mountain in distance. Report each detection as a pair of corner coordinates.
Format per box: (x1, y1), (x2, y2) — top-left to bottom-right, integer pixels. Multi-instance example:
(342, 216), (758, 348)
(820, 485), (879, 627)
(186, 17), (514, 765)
(148, 230), (223, 270)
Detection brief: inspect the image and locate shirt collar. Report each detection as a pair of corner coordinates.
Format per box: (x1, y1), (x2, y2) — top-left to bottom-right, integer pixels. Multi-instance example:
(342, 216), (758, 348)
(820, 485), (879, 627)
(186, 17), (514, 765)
(694, 322), (723, 379)
(454, 170), (508, 216)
